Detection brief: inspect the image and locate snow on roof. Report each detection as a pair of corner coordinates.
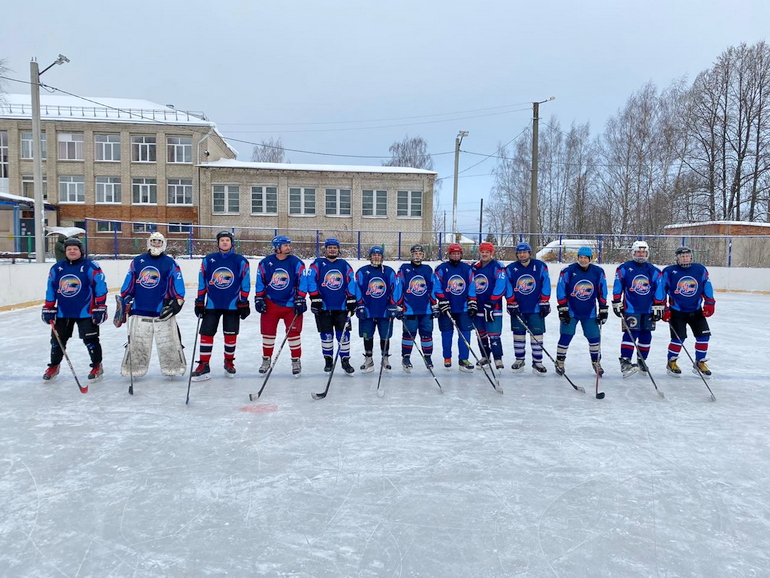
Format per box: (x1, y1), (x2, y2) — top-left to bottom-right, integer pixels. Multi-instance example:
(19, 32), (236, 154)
(665, 221), (770, 230)
(199, 158), (437, 175)
(0, 191), (34, 204)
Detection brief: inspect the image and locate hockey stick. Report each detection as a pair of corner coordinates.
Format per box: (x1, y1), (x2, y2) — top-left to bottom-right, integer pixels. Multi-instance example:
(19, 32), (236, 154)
(595, 321), (605, 399)
(668, 325), (716, 402)
(127, 316), (135, 395)
(470, 320), (501, 386)
(402, 321), (443, 393)
(515, 313), (585, 394)
(49, 320), (87, 394)
(312, 313), (353, 400)
(249, 313), (300, 401)
(375, 317), (394, 398)
(445, 311), (503, 394)
(185, 316), (203, 405)
(620, 313), (665, 399)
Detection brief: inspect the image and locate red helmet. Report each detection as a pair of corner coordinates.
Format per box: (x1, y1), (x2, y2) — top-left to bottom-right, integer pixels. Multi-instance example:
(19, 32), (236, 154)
(479, 242), (494, 253)
(447, 243), (463, 255)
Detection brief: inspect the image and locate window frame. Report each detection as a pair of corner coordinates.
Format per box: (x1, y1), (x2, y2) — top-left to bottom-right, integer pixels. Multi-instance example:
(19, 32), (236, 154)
(167, 178), (193, 206)
(131, 135), (157, 163)
(362, 189), (388, 217)
(57, 132), (85, 161)
(168, 222), (193, 234)
(0, 131), (7, 179)
(21, 131), (47, 160)
(96, 176), (122, 204)
(212, 184), (240, 214)
(96, 221), (122, 233)
(59, 176), (85, 204)
(132, 222), (155, 234)
(325, 188), (352, 217)
(166, 136), (193, 164)
(95, 134), (121, 162)
(22, 175), (48, 200)
(397, 189), (423, 218)
(250, 185), (278, 215)
(289, 187), (316, 216)
(131, 178), (158, 205)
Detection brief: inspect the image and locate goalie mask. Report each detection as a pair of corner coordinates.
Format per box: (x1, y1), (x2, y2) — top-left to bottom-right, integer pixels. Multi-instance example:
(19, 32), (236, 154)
(148, 232), (167, 256)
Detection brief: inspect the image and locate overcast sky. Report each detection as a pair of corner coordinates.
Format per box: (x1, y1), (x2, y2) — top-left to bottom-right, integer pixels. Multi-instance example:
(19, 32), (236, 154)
(2, 0), (767, 233)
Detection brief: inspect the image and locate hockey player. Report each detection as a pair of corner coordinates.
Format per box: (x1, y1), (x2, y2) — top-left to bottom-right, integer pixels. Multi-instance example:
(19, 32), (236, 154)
(192, 231), (251, 380)
(306, 238), (358, 375)
(660, 246), (716, 377)
(554, 246), (608, 376)
(41, 237), (108, 381)
(355, 246), (399, 372)
(433, 243), (477, 372)
(115, 232), (186, 378)
(505, 242), (551, 375)
(254, 235), (307, 377)
(471, 242), (507, 370)
(393, 244), (435, 371)
(612, 240), (665, 377)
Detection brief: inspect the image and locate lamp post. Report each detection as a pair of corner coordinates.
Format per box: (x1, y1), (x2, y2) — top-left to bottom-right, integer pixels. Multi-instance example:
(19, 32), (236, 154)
(452, 130), (468, 243)
(31, 54), (69, 263)
(529, 96), (555, 250)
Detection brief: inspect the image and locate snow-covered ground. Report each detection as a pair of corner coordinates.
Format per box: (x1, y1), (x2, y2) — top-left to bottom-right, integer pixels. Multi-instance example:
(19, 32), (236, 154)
(1, 292), (769, 577)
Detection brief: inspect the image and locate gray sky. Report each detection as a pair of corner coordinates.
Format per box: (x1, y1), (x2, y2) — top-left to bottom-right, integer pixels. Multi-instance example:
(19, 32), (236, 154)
(2, 0), (768, 233)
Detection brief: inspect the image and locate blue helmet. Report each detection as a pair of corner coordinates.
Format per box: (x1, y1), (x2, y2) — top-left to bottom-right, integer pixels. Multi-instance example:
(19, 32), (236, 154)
(369, 245), (384, 257)
(324, 238), (340, 248)
(577, 246), (593, 258)
(515, 242), (532, 253)
(272, 235), (292, 249)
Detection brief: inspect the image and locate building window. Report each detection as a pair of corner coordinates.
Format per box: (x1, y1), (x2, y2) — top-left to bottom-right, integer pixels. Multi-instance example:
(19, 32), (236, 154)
(397, 190), (422, 217)
(21, 131), (47, 160)
(213, 184), (239, 214)
(167, 136), (192, 163)
(363, 189), (387, 217)
(96, 221), (122, 233)
(167, 179), (193, 205)
(168, 222), (193, 234)
(57, 133), (84, 161)
(289, 187), (315, 215)
(95, 134), (121, 161)
(22, 175), (48, 200)
(325, 188), (351, 216)
(0, 131), (7, 179)
(131, 135), (156, 163)
(132, 178), (157, 204)
(96, 177), (121, 204)
(251, 185), (278, 215)
(59, 176), (85, 203)
(132, 223), (155, 233)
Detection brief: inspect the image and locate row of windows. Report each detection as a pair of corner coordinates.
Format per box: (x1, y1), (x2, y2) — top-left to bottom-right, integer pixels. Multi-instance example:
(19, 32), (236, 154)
(94, 221), (192, 234)
(13, 131), (193, 163)
(50, 176), (193, 205)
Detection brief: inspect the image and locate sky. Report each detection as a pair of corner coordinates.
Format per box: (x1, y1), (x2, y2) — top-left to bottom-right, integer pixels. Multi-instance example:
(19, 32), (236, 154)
(2, 0), (768, 233)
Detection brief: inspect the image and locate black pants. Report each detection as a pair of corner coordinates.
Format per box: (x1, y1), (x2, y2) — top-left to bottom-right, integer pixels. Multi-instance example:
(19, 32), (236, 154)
(50, 317), (102, 367)
(199, 310), (241, 336)
(669, 309), (710, 340)
(314, 310), (350, 333)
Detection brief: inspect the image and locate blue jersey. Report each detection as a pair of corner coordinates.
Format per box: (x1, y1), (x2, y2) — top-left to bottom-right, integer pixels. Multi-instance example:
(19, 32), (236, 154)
(356, 264), (396, 319)
(120, 253), (185, 317)
(472, 259), (506, 310)
(612, 260), (664, 314)
(556, 263), (608, 320)
(394, 263), (434, 316)
(306, 257), (357, 311)
(433, 261), (476, 313)
(45, 258), (107, 319)
(255, 254), (307, 307)
(505, 259), (551, 314)
(196, 250), (251, 311)
(661, 263), (715, 313)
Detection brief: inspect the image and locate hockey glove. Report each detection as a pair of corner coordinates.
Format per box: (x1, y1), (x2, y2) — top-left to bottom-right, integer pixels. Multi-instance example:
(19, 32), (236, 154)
(431, 303), (441, 319)
(387, 304), (402, 319)
(310, 295), (323, 315)
(356, 304), (368, 319)
(651, 303), (665, 322)
(483, 303), (496, 322)
(539, 301), (551, 318)
(254, 296), (267, 314)
(194, 301), (206, 319)
(437, 299), (451, 315)
(702, 301), (715, 317)
(598, 306), (609, 325)
(612, 300), (623, 317)
(662, 308), (671, 323)
(41, 305), (57, 324)
(113, 295), (132, 327)
(159, 298), (183, 321)
(293, 296), (307, 314)
(466, 300), (478, 318)
(346, 294), (358, 312)
(506, 300), (520, 317)
(557, 305), (571, 324)
(91, 306), (108, 325)
(237, 300), (251, 320)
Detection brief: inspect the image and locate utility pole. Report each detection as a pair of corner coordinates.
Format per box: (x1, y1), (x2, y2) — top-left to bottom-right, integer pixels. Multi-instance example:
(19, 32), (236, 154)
(479, 198), (483, 240)
(452, 130), (468, 243)
(529, 97), (555, 250)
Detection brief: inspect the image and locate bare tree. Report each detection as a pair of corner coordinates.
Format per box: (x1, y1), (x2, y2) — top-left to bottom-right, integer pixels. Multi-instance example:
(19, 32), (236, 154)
(251, 137), (287, 163)
(0, 58), (9, 104)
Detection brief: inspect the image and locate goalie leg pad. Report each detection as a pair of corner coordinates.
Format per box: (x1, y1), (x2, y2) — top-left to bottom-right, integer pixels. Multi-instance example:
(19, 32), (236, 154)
(154, 316), (187, 376)
(121, 316), (154, 377)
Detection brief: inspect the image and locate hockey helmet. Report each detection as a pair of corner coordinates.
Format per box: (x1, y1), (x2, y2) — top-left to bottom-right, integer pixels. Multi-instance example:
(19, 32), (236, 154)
(631, 240), (649, 263)
(63, 236), (83, 256)
(675, 245), (693, 268)
(577, 246), (593, 259)
(369, 245), (384, 257)
(147, 232), (167, 257)
(272, 235), (292, 249)
(515, 242), (532, 253)
(479, 242), (494, 254)
(410, 243), (425, 264)
(324, 238), (340, 248)
(447, 243), (463, 255)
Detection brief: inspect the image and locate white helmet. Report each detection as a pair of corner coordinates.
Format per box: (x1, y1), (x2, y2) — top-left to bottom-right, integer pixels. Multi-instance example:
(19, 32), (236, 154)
(631, 240), (649, 263)
(147, 232), (167, 257)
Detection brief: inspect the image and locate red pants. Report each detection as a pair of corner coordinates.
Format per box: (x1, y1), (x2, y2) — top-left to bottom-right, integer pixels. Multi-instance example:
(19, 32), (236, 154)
(261, 300), (303, 358)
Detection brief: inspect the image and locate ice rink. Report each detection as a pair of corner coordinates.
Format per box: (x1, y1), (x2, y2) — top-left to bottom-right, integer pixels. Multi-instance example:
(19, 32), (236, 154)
(1, 291), (769, 577)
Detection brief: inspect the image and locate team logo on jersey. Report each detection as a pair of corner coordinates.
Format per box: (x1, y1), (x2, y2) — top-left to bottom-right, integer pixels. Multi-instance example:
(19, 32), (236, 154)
(446, 275), (466, 296)
(138, 266), (161, 289)
(408, 275), (428, 296)
(675, 276), (698, 297)
(474, 274), (489, 295)
(367, 278), (387, 298)
(630, 275), (651, 295)
(58, 274), (81, 298)
(571, 280), (594, 301)
(514, 274), (536, 295)
(269, 269), (290, 291)
(210, 267), (235, 289)
(322, 269), (344, 291)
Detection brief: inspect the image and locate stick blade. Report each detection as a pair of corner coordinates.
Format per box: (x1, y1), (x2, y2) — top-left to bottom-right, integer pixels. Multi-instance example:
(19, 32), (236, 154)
(710, 394), (717, 402)
(657, 390), (666, 399)
(311, 392), (327, 400)
(576, 386), (586, 393)
(377, 389), (385, 398)
(79, 385), (88, 394)
(596, 392), (605, 399)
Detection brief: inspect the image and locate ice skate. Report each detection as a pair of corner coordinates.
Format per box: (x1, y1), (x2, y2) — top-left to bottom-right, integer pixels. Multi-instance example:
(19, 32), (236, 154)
(424, 355), (434, 369)
(224, 358), (236, 378)
(554, 355), (566, 376)
(341, 357), (355, 376)
(88, 363), (103, 381)
(532, 361), (547, 375)
(291, 357), (301, 377)
(191, 361), (211, 381)
(458, 359), (474, 373)
(258, 356), (271, 374)
(360, 354), (374, 373)
(511, 359), (526, 373)
(494, 358), (504, 370)
(402, 355), (413, 373)
(323, 355), (334, 372)
(636, 357), (648, 374)
(476, 357), (490, 367)
(444, 358), (452, 369)
(381, 354), (391, 371)
(619, 357), (638, 378)
(43, 365), (60, 381)
(592, 360), (604, 377)
(693, 359), (712, 377)
(666, 359), (682, 377)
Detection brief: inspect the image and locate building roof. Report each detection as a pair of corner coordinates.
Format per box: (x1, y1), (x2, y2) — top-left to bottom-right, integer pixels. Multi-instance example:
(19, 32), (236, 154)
(199, 158), (437, 175)
(665, 220), (770, 230)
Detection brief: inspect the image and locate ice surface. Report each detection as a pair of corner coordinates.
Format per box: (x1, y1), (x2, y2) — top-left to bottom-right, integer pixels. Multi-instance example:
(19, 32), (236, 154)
(1, 293), (769, 577)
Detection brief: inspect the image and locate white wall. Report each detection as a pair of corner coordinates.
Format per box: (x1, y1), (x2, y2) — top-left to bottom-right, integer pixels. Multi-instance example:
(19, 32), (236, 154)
(1, 259), (769, 310)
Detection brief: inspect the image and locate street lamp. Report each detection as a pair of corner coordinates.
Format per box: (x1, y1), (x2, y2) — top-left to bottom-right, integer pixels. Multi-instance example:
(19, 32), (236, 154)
(529, 96), (555, 250)
(452, 130), (468, 243)
(31, 54), (69, 263)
